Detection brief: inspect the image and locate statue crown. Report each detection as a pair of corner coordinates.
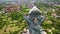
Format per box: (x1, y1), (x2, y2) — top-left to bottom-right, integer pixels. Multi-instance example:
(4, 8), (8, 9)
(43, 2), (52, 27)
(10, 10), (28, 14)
(29, 6), (41, 18)
(29, 6), (41, 14)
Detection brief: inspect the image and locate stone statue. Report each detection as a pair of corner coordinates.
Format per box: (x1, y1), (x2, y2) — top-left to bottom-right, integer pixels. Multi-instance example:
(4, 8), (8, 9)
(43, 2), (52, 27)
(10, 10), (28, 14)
(23, 6), (46, 34)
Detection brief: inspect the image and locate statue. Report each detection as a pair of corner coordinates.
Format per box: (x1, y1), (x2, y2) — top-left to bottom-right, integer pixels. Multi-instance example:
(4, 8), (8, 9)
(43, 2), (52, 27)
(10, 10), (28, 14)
(23, 6), (46, 34)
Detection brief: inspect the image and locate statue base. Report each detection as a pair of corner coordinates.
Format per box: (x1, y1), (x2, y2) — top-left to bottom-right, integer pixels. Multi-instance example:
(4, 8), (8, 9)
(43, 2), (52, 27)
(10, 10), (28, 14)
(22, 28), (47, 34)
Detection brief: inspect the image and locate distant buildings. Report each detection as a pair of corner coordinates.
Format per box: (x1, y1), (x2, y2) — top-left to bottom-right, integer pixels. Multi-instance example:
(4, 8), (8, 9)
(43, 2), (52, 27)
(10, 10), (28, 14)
(45, 1), (60, 6)
(3, 5), (20, 12)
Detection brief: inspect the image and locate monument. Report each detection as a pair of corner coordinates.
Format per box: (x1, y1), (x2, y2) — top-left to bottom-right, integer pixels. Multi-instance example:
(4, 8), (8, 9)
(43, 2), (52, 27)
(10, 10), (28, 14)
(23, 6), (47, 34)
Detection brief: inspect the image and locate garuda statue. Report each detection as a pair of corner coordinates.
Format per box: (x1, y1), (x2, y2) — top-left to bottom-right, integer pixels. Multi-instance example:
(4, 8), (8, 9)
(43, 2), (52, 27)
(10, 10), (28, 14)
(23, 6), (46, 34)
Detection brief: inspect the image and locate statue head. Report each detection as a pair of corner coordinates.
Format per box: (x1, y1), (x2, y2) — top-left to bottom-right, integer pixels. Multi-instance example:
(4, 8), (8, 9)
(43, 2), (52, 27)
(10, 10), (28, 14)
(29, 6), (41, 18)
(28, 6), (42, 24)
